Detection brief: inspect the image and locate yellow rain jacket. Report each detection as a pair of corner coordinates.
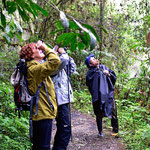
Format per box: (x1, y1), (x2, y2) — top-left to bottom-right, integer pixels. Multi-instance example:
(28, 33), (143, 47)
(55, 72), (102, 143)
(26, 48), (61, 121)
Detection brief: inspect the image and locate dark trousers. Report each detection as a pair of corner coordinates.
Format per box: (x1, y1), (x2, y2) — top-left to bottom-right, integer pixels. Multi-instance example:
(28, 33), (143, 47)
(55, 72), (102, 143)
(32, 119), (52, 150)
(52, 103), (71, 150)
(111, 100), (119, 133)
(93, 100), (118, 133)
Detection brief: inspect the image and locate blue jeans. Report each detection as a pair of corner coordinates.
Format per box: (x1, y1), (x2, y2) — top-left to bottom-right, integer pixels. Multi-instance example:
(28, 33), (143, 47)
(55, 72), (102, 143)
(52, 103), (71, 150)
(32, 119), (52, 150)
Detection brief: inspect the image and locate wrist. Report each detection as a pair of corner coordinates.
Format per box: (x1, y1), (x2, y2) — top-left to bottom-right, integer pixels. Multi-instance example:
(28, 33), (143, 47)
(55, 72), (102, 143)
(58, 48), (65, 54)
(42, 44), (47, 51)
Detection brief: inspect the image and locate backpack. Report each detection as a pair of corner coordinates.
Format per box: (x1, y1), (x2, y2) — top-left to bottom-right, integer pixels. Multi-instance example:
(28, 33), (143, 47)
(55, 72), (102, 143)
(10, 59), (32, 117)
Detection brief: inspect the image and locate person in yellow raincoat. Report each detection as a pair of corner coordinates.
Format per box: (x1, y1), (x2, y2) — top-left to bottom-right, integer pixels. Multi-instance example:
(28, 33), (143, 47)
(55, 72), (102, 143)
(19, 40), (61, 150)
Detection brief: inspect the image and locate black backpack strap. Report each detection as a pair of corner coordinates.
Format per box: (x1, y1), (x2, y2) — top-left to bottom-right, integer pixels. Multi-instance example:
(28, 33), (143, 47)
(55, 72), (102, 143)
(29, 96), (34, 141)
(29, 81), (54, 141)
(29, 82), (42, 121)
(30, 81), (54, 117)
(43, 81), (54, 110)
(29, 82), (42, 141)
(35, 83), (43, 116)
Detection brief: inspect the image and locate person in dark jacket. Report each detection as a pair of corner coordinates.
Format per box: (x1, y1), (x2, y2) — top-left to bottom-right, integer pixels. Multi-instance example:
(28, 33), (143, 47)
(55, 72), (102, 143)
(85, 54), (118, 137)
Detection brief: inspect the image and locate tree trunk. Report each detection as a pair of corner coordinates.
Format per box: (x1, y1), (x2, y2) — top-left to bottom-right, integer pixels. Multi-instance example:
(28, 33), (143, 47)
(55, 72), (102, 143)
(99, 0), (105, 53)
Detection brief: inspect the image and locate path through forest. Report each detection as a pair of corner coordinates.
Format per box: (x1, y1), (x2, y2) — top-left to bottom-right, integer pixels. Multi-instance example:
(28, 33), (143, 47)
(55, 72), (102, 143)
(51, 109), (126, 150)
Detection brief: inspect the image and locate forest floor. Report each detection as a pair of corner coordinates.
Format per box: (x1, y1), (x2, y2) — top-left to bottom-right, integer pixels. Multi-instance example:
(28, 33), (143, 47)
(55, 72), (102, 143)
(51, 109), (126, 150)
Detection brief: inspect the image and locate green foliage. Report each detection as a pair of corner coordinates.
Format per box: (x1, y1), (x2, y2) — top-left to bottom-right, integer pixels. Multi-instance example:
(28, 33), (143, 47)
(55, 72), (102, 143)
(69, 21), (79, 30)
(0, 46), (19, 82)
(0, 0), (48, 43)
(117, 98), (150, 149)
(73, 48), (150, 149)
(56, 32), (78, 51)
(0, 114), (31, 150)
(55, 20), (99, 51)
(2, 19), (23, 43)
(7, 1), (17, 14)
(114, 53), (150, 149)
(5, 0), (48, 22)
(82, 23), (100, 42)
(0, 82), (14, 117)
(0, 11), (6, 28)
(73, 89), (93, 115)
(0, 0), (149, 149)
(0, 82), (31, 149)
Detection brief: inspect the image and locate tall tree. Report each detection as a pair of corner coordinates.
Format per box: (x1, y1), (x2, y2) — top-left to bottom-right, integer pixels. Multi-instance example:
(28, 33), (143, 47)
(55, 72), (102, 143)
(99, 0), (106, 53)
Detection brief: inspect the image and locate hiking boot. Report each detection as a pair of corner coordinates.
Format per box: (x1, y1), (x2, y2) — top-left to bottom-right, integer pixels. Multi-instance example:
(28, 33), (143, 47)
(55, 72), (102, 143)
(112, 128), (118, 133)
(111, 133), (118, 137)
(98, 132), (103, 137)
(112, 128), (119, 137)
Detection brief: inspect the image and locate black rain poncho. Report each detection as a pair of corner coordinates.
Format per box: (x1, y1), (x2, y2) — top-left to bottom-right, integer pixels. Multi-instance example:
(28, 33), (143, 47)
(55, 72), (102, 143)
(86, 64), (117, 118)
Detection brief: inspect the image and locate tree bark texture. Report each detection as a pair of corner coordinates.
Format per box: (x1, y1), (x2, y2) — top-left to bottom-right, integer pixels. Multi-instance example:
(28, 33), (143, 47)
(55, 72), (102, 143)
(99, 0), (106, 53)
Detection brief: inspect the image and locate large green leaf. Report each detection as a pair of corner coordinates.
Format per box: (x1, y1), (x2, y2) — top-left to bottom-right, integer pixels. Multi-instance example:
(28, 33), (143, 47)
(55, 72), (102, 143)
(23, 2), (36, 18)
(57, 20), (79, 31)
(8, 31), (14, 38)
(56, 33), (72, 43)
(34, 3), (48, 16)
(28, 0), (48, 17)
(6, 1), (17, 14)
(0, 25), (4, 31)
(28, 0), (38, 16)
(70, 34), (77, 51)
(51, 29), (64, 34)
(62, 33), (76, 47)
(16, 0), (36, 18)
(16, 0), (26, 9)
(1, 12), (6, 28)
(15, 33), (23, 42)
(56, 32), (92, 51)
(17, 6), (29, 22)
(56, 33), (79, 51)
(83, 23), (100, 42)
(69, 21), (79, 30)
(57, 21), (64, 29)
(78, 32), (90, 48)
(78, 42), (85, 50)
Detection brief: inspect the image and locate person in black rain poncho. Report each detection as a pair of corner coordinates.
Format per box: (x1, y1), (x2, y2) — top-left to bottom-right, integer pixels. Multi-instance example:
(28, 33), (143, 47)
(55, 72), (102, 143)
(85, 54), (118, 137)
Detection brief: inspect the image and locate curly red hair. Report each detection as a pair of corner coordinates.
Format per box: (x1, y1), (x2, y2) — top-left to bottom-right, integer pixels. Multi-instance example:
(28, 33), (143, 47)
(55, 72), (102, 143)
(20, 43), (36, 61)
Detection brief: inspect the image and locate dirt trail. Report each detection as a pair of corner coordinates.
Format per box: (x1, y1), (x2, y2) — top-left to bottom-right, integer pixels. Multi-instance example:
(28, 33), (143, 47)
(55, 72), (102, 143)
(51, 109), (126, 150)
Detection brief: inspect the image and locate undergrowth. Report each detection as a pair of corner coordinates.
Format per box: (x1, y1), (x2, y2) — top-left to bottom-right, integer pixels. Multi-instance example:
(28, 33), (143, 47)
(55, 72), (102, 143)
(73, 88), (150, 150)
(0, 82), (31, 150)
